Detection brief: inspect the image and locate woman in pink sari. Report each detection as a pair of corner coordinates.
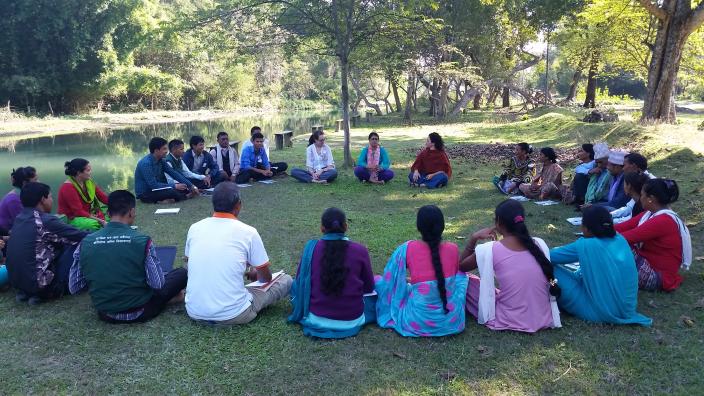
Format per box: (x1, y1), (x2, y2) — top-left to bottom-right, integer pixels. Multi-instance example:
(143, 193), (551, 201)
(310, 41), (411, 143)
(354, 132), (394, 184)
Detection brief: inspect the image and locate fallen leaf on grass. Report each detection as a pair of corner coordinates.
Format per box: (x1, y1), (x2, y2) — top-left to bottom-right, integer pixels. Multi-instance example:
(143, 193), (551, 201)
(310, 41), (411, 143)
(455, 236), (466, 240)
(392, 352), (407, 360)
(477, 345), (493, 357)
(679, 315), (695, 327)
(440, 370), (458, 381)
(547, 224), (557, 231)
(647, 300), (658, 308)
(693, 298), (704, 310)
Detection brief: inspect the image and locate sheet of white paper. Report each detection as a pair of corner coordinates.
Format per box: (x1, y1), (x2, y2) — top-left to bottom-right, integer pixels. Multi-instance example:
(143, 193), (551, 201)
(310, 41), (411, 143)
(245, 270), (284, 288)
(258, 180), (275, 184)
(236, 184), (252, 188)
(563, 262), (581, 271)
(363, 291), (378, 297)
(566, 217), (583, 226)
(154, 208), (180, 215)
(613, 216), (630, 224)
(509, 195), (531, 202)
(151, 186), (171, 191)
(534, 200), (560, 206)
(203, 188), (215, 192)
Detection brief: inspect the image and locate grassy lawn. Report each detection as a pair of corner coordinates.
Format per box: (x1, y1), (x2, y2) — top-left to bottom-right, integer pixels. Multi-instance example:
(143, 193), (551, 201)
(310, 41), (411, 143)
(1, 109), (703, 394)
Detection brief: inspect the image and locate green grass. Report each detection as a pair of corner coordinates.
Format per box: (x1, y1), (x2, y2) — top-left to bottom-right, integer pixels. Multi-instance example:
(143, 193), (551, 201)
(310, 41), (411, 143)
(1, 109), (703, 394)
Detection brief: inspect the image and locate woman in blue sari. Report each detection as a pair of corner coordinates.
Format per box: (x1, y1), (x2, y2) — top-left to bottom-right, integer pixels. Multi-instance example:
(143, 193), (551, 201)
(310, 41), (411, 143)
(550, 206), (652, 326)
(289, 208), (376, 338)
(375, 205), (468, 337)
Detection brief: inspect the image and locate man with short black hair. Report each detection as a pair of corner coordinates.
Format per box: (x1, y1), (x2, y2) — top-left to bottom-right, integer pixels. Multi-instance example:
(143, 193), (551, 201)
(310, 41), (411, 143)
(236, 132), (275, 183)
(240, 126), (288, 177)
(183, 135), (225, 185)
(185, 182), (292, 325)
(210, 132), (240, 182)
(165, 139), (210, 189)
(134, 137), (198, 203)
(6, 182), (88, 304)
(69, 190), (188, 323)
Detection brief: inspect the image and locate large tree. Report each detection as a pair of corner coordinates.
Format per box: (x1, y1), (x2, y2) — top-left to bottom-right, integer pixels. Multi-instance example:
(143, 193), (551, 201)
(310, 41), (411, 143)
(637, 0), (704, 122)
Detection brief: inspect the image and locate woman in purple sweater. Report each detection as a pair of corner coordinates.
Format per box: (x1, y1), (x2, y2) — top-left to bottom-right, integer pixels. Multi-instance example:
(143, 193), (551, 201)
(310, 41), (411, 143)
(0, 167), (38, 235)
(289, 207), (375, 338)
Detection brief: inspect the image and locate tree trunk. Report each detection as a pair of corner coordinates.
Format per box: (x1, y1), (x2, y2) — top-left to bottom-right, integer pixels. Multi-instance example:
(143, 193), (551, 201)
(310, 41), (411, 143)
(350, 74), (382, 115)
(436, 80), (449, 119)
(641, 5), (693, 122)
(391, 79), (402, 112)
(473, 93), (481, 110)
(449, 84), (482, 116)
(583, 56), (598, 108)
(502, 87), (510, 108)
(340, 56), (352, 167)
(404, 71), (415, 121)
(565, 69), (582, 103)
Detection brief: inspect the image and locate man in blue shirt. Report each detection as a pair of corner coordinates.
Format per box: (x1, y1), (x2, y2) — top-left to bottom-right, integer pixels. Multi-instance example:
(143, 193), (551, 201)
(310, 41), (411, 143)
(240, 126), (288, 177)
(134, 137), (198, 203)
(236, 132), (276, 184)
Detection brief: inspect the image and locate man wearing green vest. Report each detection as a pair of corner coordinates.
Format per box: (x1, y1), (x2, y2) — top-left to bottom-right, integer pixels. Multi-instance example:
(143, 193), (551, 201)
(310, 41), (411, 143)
(69, 190), (187, 323)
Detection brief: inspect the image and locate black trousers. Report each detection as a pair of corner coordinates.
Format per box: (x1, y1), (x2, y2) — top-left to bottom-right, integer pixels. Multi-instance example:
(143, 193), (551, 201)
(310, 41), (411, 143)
(269, 162), (288, 175)
(98, 268), (188, 324)
(572, 173), (590, 205)
(139, 188), (188, 204)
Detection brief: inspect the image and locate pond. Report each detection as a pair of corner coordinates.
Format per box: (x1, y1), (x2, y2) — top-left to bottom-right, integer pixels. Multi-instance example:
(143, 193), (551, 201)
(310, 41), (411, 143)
(0, 110), (340, 197)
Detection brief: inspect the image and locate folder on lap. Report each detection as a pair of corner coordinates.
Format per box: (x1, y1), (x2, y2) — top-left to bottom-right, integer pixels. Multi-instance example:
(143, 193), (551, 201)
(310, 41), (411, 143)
(155, 246), (177, 273)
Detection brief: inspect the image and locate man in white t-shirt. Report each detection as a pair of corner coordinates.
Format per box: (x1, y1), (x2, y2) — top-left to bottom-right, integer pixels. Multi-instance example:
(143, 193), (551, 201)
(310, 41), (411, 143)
(184, 182), (292, 325)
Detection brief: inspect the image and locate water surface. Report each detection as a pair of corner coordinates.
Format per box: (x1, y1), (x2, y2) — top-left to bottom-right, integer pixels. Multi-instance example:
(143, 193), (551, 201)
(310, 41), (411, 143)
(0, 110), (339, 196)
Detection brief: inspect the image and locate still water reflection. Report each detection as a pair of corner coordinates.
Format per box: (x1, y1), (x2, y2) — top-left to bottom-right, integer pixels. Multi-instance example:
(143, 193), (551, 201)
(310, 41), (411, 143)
(0, 110), (339, 196)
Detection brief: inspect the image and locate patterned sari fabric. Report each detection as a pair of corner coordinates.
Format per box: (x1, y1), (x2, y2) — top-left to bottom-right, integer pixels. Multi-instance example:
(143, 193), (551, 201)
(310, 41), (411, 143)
(375, 242), (467, 337)
(584, 171), (612, 204)
(518, 163), (563, 199)
(493, 156), (536, 194)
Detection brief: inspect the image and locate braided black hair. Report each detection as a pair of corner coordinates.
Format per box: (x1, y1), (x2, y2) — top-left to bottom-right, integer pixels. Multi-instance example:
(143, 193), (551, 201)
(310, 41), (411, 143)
(320, 207), (349, 296)
(495, 200), (561, 297)
(417, 205), (449, 313)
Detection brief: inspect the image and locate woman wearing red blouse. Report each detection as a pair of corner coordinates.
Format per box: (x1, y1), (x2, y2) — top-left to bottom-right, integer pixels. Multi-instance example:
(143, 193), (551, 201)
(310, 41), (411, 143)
(57, 158), (109, 231)
(409, 132), (452, 189)
(615, 179), (691, 291)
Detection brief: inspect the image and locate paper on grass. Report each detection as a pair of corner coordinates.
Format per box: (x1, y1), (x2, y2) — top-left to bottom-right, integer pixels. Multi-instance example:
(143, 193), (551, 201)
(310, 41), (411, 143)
(154, 208), (180, 215)
(566, 217), (582, 226)
(509, 195), (531, 202)
(534, 200), (560, 206)
(258, 180), (275, 184)
(236, 184), (252, 188)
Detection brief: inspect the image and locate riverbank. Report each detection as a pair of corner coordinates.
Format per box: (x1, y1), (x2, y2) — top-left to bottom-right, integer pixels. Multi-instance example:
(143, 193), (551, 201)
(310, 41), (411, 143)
(0, 109), (302, 139)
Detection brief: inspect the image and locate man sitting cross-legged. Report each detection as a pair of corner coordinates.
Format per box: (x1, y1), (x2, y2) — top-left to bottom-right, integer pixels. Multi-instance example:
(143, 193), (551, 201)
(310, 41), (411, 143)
(236, 132), (277, 184)
(134, 137), (198, 204)
(165, 139), (212, 189)
(240, 126), (288, 176)
(183, 135), (227, 186)
(185, 182), (292, 325)
(69, 190), (188, 323)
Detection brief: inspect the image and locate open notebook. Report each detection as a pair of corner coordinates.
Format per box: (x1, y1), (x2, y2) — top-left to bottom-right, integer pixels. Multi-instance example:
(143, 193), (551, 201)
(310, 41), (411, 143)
(245, 270), (286, 292)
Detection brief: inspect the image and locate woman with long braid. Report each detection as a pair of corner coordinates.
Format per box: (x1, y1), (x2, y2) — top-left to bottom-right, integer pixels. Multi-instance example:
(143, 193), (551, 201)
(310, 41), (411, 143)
(460, 200), (562, 333)
(375, 205), (468, 337)
(289, 208), (375, 338)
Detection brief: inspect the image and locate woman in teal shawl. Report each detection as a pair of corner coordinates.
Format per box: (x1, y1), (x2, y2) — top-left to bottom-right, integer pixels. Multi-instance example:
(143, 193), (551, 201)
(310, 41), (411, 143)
(550, 206), (652, 326)
(288, 208), (376, 338)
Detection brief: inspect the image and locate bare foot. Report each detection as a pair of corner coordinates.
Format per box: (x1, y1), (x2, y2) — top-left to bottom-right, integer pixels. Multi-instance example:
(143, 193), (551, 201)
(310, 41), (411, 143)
(168, 290), (185, 304)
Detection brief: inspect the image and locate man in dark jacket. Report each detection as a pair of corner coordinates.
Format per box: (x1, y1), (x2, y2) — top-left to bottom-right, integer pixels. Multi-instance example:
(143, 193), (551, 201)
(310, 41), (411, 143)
(183, 135), (226, 186)
(6, 182), (88, 304)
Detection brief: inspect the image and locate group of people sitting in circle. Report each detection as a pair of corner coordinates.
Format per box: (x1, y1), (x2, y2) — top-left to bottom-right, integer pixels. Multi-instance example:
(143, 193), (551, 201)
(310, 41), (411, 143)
(0, 128), (693, 338)
(493, 141), (692, 293)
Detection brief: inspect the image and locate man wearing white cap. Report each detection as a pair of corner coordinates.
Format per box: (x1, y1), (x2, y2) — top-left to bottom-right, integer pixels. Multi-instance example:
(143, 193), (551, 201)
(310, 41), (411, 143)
(592, 150), (629, 211)
(583, 143), (612, 207)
